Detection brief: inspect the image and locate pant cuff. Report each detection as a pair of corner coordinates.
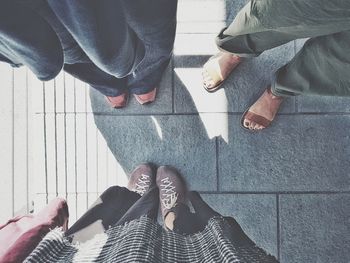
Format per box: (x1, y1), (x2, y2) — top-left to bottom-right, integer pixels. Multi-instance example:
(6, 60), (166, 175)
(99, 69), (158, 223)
(90, 85), (127, 97)
(129, 86), (156, 95)
(215, 27), (261, 58)
(271, 74), (298, 97)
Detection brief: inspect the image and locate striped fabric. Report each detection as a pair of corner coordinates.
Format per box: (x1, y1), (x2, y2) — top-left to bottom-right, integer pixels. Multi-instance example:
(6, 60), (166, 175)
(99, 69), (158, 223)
(25, 216), (278, 263)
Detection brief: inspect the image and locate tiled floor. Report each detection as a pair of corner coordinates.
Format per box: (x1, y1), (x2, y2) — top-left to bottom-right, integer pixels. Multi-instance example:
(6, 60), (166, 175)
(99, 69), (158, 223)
(0, 1), (349, 262)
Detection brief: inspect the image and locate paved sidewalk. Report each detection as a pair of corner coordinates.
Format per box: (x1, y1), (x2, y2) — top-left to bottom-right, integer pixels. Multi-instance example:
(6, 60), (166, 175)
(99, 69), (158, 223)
(90, 1), (350, 262)
(0, 1), (349, 263)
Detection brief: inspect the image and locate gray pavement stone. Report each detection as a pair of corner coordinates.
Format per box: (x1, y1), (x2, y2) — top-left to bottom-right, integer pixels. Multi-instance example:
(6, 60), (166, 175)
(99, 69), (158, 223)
(174, 42), (296, 114)
(89, 64), (173, 114)
(298, 96), (350, 113)
(224, 0), (250, 22)
(93, 115), (217, 191)
(202, 194), (278, 258)
(280, 194), (350, 263)
(218, 115), (350, 192)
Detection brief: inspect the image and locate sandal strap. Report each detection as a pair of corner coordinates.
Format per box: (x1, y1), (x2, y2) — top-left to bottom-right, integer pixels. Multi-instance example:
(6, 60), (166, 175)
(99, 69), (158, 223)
(204, 59), (224, 85)
(244, 111), (271, 128)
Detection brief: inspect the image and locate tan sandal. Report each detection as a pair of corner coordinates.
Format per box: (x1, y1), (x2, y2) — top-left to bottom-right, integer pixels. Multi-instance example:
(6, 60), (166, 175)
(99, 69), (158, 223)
(202, 53), (242, 93)
(240, 88), (283, 132)
(240, 109), (272, 132)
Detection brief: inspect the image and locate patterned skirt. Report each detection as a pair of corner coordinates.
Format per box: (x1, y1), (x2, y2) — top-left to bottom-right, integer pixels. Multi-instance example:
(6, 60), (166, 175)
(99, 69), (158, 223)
(25, 216), (278, 263)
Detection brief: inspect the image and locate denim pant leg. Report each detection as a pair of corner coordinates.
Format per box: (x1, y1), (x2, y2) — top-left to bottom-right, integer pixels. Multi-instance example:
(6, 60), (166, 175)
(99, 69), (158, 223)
(36, 0), (127, 97)
(64, 63), (127, 97)
(121, 0), (178, 95)
(65, 186), (140, 240)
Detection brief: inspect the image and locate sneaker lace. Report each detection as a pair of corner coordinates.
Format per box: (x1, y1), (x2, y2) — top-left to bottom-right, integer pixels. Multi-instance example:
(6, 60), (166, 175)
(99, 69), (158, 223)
(160, 177), (178, 210)
(134, 174), (150, 195)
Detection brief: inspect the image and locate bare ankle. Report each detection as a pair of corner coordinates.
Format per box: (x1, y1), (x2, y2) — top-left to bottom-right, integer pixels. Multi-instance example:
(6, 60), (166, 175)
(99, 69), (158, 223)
(164, 212), (176, 230)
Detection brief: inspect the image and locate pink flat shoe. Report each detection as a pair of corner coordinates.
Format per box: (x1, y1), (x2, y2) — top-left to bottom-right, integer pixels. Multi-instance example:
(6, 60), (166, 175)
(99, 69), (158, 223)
(105, 93), (128, 108)
(134, 88), (157, 105)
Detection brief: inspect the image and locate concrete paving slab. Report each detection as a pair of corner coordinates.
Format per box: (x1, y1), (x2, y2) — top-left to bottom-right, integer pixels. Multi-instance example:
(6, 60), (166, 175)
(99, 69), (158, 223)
(93, 115), (217, 191)
(280, 194), (350, 263)
(202, 193), (278, 258)
(298, 96), (350, 113)
(218, 115), (350, 192)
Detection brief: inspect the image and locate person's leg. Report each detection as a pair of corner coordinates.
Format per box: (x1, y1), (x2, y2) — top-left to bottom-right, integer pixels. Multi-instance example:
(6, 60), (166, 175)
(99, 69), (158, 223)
(204, 0), (350, 90)
(116, 186), (159, 225)
(188, 191), (220, 222)
(47, 0), (145, 79)
(170, 203), (201, 235)
(273, 30), (350, 97)
(63, 63), (127, 98)
(64, 63), (129, 108)
(170, 191), (221, 235)
(156, 166), (188, 231)
(36, 2), (130, 108)
(66, 164), (156, 242)
(243, 30), (350, 130)
(217, 0), (350, 57)
(120, 0), (178, 102)
(65, 186), (140, 241)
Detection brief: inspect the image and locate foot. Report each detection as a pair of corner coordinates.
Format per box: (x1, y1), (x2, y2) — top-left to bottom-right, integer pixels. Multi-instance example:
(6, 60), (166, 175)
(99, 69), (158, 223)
(105, 93), (128, 108)
(202, 52), (242, 92)
(134, 88), (157, 105)
(243, 87), (284, 131)
(127, 164), (156, 196)
(156, 166), (187, 220)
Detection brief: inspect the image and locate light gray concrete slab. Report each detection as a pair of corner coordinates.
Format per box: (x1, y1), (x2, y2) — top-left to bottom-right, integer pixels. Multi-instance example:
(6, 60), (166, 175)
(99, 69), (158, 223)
(298, 95), (350, 113)
(93, 115), (217, 191)
(202, 193), (278, 258)
(218, 115), (350, 192)
(280, 194), (350, 263)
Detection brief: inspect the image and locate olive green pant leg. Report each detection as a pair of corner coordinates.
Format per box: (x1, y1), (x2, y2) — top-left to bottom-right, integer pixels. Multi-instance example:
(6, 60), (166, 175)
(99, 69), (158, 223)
(272, 30), (350, 97)
(216, 0), (350, 57)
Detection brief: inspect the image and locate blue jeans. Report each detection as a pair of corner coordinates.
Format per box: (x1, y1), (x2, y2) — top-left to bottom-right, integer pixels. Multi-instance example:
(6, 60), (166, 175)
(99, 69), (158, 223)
(122, 0), (178, 95)
(44, 0), (177, 97)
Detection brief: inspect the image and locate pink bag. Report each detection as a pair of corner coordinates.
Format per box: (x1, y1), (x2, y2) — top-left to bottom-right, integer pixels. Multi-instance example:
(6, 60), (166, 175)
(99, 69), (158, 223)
(0, 198), (69, 263)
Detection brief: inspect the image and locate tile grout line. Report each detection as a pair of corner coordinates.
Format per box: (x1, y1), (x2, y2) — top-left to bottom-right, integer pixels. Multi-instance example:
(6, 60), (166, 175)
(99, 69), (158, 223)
(85, 84), (89, 209)
(171, 56), (175, 114)
(276, 194), (281, 261)
(63, 73), (68, 201)
(105, 143), (109, 189)
(36, 191), (350, 195)
(198, 190), (350, 195)
(54, 78), (58, 197)
(11, 68), (15, 216)
(95, 127), (99, 196)
(26, 69), (30, 213)
(215, 137), (219, 191)
(74, 78), (78, 219)
(34, 112), (350, 116)
(43, 82), (49, 204)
